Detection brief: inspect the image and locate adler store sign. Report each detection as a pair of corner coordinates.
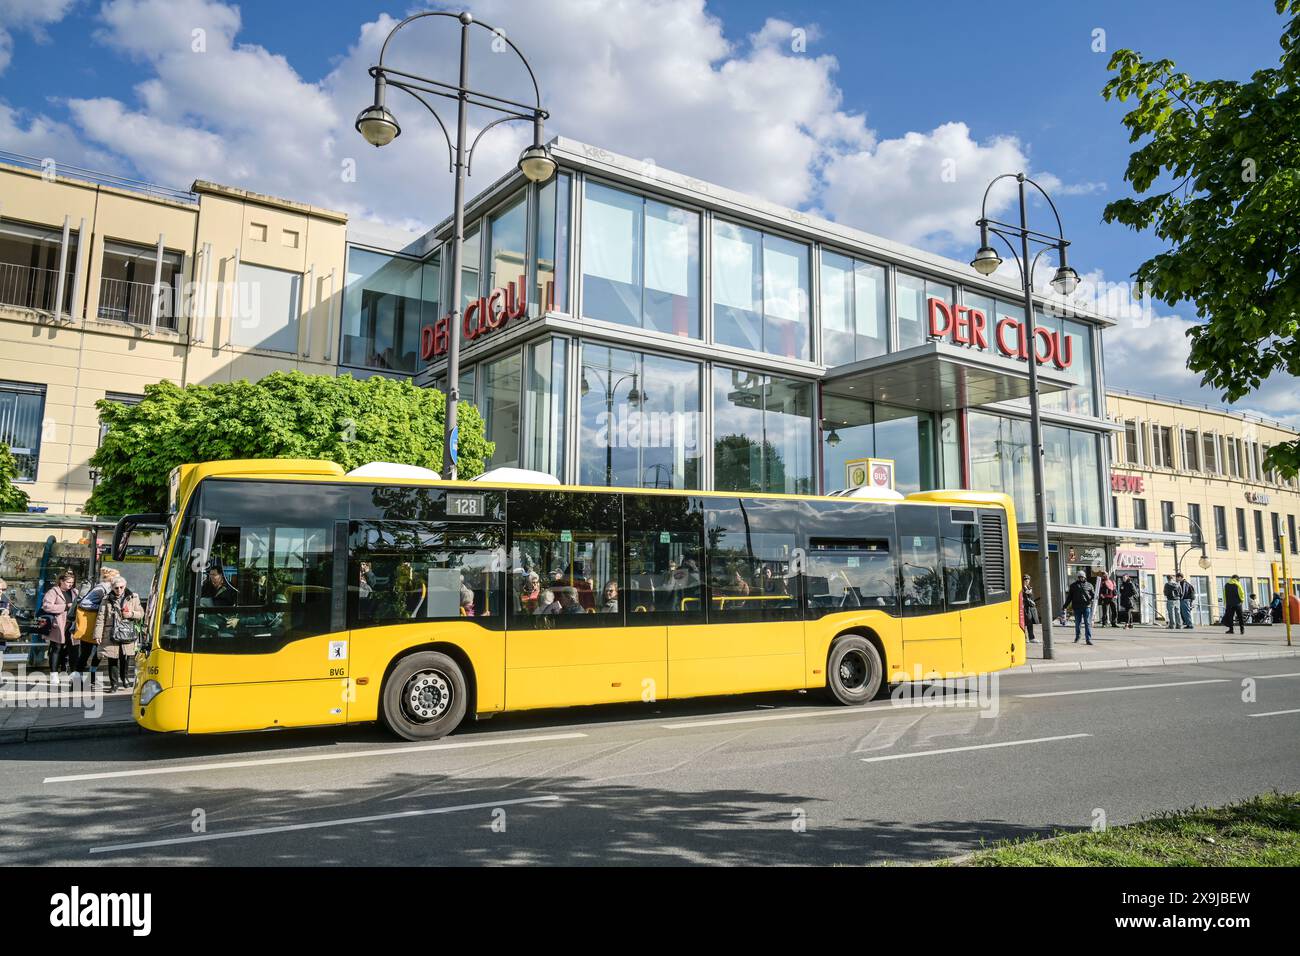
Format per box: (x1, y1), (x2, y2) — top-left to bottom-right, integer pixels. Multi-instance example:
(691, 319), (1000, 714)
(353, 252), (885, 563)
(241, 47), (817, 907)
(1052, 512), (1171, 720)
(927, 298), (1074, 369)
(421, 278), (529, 361)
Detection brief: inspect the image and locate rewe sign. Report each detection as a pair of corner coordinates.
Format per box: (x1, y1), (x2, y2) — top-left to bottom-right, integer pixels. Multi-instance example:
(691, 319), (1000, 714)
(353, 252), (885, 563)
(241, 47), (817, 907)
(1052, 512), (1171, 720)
(927, 297), (1073, 370)
(421, 278), (528, 361)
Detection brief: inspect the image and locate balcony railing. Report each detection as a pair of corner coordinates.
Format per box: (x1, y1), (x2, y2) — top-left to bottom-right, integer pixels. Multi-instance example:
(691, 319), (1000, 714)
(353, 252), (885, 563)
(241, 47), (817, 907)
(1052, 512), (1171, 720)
(0, 261), (64, 313)
(97, 277), (178, 330)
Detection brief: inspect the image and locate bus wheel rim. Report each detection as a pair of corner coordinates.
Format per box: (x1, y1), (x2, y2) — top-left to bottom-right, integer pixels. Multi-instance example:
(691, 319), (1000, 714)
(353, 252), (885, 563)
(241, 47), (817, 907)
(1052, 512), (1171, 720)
(838, 650), (868, 690)
(403, 669), (452, 723)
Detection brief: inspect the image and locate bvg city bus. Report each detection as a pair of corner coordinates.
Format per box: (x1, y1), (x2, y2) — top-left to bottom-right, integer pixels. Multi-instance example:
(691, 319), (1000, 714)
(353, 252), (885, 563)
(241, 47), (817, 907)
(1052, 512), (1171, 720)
(115, 459), (1023, 740)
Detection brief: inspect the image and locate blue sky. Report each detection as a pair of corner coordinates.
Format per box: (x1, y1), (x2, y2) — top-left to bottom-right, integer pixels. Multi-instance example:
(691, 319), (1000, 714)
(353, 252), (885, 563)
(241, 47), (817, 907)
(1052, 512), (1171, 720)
(0, 0), (1295, 420)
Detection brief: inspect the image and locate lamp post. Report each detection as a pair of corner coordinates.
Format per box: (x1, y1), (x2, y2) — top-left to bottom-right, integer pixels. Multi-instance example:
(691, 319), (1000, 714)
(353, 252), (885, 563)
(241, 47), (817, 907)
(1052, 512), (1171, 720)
(1169, 512), (1208, 577)
(356, 11), (555, 480)
(970, 173), (1080, 660)
(581, 367), (644, 486)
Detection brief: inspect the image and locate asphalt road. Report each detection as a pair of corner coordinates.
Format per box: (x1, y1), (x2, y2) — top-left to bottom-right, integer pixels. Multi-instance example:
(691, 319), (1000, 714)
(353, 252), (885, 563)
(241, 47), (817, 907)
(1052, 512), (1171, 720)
(1, 659), (1297, 866)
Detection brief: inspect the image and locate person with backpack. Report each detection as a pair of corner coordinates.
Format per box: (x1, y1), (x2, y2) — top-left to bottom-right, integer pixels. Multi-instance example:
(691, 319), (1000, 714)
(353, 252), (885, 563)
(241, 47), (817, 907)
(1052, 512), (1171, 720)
(1162, 575), (1179, 628)
(40, 569), (80, 676)
(1223, 575), (1246, 634)
(1096, 570), (1118, 627)
(92, 575), (142, 692)
(1066, 571), (1095, 645)
(73, 567), (117, 684)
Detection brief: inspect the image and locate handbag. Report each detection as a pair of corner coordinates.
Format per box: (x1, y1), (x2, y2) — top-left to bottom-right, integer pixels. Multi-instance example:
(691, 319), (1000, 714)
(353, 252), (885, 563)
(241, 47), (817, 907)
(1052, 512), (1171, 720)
(0, 613), (18, 641)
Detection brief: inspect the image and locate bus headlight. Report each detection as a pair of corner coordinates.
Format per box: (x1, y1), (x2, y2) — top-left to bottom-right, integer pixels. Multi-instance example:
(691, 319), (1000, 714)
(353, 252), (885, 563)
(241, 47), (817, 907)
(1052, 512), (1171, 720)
(139, 680), (163, 708)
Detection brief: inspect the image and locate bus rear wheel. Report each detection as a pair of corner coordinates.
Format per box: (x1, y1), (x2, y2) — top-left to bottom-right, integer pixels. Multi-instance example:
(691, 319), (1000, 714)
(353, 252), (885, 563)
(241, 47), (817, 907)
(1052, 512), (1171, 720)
(381, 652), (468, 741)
(826, 636), (883, 705)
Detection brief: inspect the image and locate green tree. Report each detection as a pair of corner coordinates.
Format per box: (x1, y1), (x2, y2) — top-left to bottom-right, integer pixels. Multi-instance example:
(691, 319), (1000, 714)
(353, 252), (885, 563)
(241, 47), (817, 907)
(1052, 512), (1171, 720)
(0, 443), (30, 512)
(86, 371), (492, 515)
(1101, 0), (1300, 477)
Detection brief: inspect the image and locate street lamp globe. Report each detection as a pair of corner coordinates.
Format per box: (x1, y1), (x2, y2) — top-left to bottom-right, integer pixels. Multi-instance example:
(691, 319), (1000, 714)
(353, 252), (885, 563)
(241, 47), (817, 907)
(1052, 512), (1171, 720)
(1050, 264), (1081, 295)
(1198, 554), (1211, 570)
(356, 105), (400, 147)
(517, 143), (557, 183)
(970, 245), (1002, 276)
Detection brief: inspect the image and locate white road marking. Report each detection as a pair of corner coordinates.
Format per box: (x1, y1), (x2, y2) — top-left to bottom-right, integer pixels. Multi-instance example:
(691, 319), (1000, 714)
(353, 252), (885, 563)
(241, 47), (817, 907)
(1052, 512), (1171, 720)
(661, 696), (985, 729)
(1252, 672), (1300, 680)
(43, 732), (589, 785)
(1017, 679), (1229, 698)
(860, 733), (1091, 763)
(88, 794), (562, 854)
(1247, 708), (1300, 718)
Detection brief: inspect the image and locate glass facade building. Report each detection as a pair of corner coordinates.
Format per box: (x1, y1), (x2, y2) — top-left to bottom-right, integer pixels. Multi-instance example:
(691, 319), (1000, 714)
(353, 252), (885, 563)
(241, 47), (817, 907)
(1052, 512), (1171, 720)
(346, 139), (1126, 608)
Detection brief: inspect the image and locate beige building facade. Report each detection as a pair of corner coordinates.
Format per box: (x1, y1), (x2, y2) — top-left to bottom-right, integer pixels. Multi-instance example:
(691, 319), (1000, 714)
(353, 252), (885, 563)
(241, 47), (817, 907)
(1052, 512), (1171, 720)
(0, 155), (350, 515)
(1107, 389), (1300, 623)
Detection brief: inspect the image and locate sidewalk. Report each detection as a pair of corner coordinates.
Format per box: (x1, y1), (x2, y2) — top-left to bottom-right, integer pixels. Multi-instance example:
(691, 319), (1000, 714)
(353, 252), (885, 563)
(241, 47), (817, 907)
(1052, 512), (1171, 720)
(0, 677), (141, 746)
(1015, 620), (1299, 674)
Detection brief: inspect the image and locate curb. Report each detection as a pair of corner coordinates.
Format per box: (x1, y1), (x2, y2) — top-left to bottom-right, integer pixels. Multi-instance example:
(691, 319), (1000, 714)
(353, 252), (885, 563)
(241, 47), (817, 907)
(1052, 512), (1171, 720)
(1004, 646), (1299, 676)
(0, 719), (142, 746)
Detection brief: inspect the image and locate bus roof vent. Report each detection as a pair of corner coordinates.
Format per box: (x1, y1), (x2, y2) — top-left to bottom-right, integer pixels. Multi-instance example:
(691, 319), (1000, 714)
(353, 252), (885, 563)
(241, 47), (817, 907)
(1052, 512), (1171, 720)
(346, 462), (442, 481)
(831, 485), (906, 501)
(472, 467), (561, 486)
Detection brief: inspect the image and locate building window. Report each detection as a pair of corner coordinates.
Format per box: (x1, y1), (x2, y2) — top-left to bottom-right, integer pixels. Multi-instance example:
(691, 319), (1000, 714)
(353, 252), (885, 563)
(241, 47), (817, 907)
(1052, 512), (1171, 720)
(1161, 500), (1175, 533)
(1039, 316), (1096, 416)
(966, 412), (1101, 526)
(822, 396), (935, 495)
(1289, 514), (1298, 554)
(487, 191), (528, 307)
(1124, 421), (1141, 465)
(1152, 425), (1174, 468)
(1236, 507), (1248, 551)
(1213, 505), (1228, 551)
(712, 221), (809, 360)
(1254, 509), (1265, 552)
(98, 240), (184, 330)
(1132, 498), (1148, 531)
(341, 248), (435, 373)
(458, 222), (482, 309)
(1111, 496), (1120, 528)
(1227, 437), (1241, 477)
(713, 366), (813, 494)
(232, 262), (301, 353)
(1182, 429), (1200, 471)
(578, 344), (701, 489)
(895, 271), (954, 352)
(1271, 512), (1282, 552)
(535, 172), (570, 314)
(523, 338), (567, 478)
(1188, 502), (1203, 545)
(1201, 432), (1219, 474)
(0, 381), (45, 482)
(481, 350), (522, 470)
(821, 252), (888, 363)
(0, 218), (79, 314)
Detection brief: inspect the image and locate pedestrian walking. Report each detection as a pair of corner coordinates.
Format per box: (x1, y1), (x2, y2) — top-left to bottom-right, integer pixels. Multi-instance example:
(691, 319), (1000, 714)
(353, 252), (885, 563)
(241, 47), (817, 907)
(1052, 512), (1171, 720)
(1119, 574), (1141, 628)
(1096, 570), (1117, 627)
(40, 569), (80, 675)
(1066, 571), (1095, 645)
(0, 578), (17, 672)
(1162, 575), (1178, 628)
(1020, 574), (1039, 643)
(1223, 574), (1246, 634)
(92, 576), (141, 692)
(1175, 572), (1195, 629)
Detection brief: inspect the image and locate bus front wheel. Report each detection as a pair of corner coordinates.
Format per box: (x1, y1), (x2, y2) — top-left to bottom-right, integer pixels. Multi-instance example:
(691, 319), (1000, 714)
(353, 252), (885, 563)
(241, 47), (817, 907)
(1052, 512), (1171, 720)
(381, 652), (468, 740)
(826, 636), (883, 705)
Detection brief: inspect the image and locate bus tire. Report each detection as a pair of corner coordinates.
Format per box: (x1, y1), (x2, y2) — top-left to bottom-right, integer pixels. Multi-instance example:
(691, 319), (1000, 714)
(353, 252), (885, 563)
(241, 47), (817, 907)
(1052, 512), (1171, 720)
(826, 635), (883, 705)
(381, 651), (468, 741)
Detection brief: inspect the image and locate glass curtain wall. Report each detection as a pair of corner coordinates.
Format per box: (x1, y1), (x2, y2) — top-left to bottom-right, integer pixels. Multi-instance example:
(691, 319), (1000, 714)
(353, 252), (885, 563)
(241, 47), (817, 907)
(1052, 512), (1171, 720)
(713, 367), (813, 493)
(712, 221), (810, 360)
(819, 251), (888, 363)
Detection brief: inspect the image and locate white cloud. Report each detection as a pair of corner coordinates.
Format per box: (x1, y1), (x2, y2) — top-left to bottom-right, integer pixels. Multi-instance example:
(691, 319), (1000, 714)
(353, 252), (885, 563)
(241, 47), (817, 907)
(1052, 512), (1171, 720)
(0, 0), (76, 74)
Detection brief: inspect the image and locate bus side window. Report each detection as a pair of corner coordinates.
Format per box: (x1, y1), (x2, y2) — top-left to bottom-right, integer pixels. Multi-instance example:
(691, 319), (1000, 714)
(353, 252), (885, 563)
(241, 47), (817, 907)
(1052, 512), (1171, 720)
(507, 489), (622, 630)
(896, 505), (944, 616)
(805, 539), (896, 616)
(941, 511), (984, 608)
(623, 494), (706, 622)
(704, 499), (802, 623)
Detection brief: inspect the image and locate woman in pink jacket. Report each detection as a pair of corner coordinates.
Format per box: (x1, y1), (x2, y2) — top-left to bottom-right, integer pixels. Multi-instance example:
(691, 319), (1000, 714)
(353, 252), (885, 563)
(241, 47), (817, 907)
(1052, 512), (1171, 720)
(40, 568), (79, 675)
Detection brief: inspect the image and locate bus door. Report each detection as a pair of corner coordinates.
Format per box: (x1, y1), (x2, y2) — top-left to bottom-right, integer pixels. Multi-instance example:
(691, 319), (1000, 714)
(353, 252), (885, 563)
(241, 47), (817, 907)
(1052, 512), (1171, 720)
(185, 481), (351, 733)
(897, 505), (964, 679)
(669, 498), (804, 698)
(505, 490), (667, 710)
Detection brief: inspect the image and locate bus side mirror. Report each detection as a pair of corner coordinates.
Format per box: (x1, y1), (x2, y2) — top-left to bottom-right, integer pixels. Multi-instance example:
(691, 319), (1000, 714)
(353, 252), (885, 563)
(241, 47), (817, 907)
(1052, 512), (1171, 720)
(111, 513), (167, 562)
(190, 518), (218, 573)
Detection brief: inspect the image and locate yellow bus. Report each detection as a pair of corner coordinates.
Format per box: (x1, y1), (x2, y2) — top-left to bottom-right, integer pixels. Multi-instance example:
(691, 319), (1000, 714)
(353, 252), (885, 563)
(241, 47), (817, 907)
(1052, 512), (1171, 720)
(115, 459), (1023, 740)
